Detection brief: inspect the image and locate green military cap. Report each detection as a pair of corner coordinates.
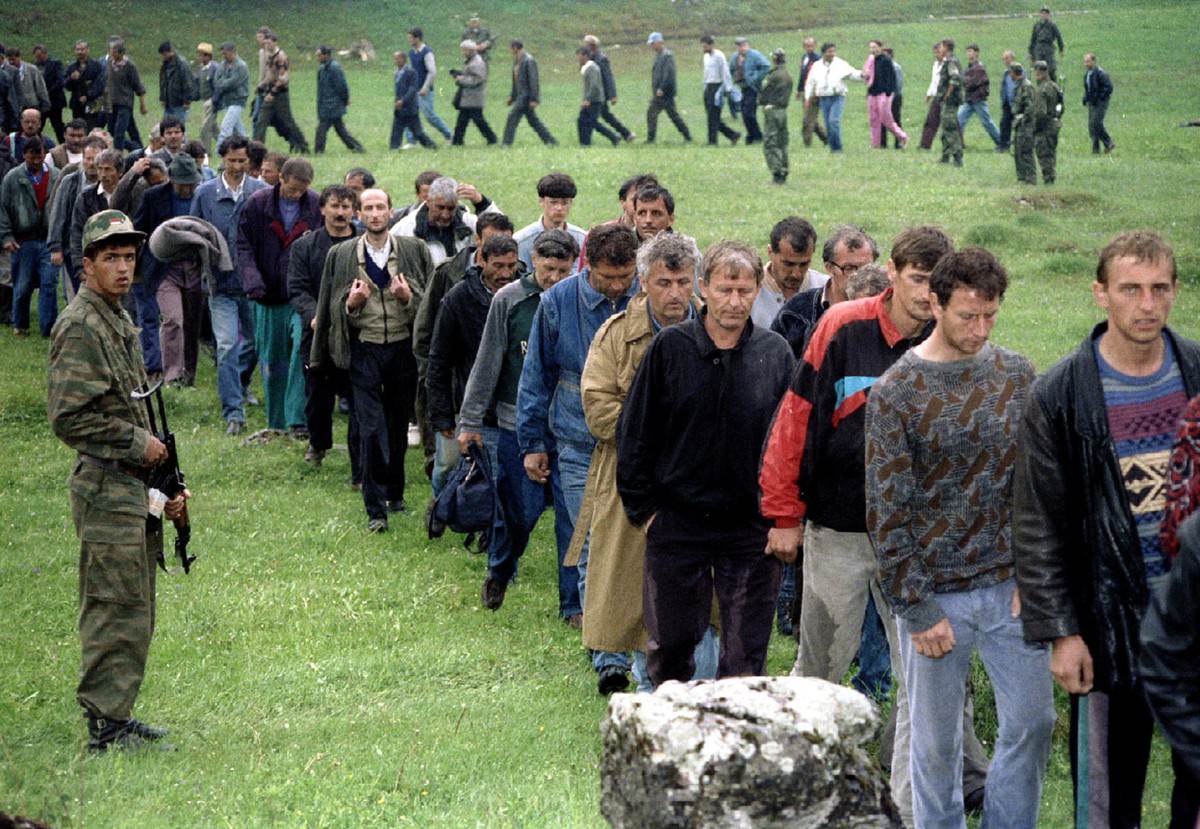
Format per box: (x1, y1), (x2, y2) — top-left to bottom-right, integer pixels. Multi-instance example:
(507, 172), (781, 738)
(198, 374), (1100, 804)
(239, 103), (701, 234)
(1009, 62), (1024, 74)
(1032, 60), (1049, 71)
(82, 210), (146, 252)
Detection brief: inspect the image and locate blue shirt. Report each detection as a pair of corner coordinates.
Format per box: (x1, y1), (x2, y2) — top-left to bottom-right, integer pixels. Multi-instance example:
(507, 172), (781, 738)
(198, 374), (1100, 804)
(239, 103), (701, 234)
(279, 196), (301, 234)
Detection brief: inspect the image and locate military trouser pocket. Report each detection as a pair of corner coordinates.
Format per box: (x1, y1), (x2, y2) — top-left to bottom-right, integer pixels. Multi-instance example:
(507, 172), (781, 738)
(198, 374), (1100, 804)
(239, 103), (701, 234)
(79, 509), (148, 607)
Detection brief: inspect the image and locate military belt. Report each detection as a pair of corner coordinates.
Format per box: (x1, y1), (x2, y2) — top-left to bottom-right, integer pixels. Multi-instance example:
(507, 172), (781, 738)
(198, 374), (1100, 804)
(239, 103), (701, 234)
(79, 454), (151, 483)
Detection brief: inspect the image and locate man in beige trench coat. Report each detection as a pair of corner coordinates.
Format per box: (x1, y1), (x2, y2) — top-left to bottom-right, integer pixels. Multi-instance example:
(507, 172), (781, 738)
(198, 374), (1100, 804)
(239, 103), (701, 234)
(567, 232), (717, 692)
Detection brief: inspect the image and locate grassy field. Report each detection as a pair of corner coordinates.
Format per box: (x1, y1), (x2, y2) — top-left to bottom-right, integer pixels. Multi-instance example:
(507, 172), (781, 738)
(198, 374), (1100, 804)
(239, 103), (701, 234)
(1, 1), (1198, 826)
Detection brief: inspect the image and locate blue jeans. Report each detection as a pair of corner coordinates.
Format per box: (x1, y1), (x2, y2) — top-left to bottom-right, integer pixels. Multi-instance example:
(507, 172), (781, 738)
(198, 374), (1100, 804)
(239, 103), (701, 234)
(489, 429), (581, 616)
(164, 105), (188, 125)
(217, 104), (247, 144)
(632, 626), (720, 692)
(131, 279), (161, 373)
(819, 95), (845, 151)
(10, 240), (57, 335)
(209, 293), (256, 423)
(405, 89), (452, 142)
(898, 579), (1055, 829)
(957, 100), (1001, 145)
(852, 592), (893, 702)
(108, 104), (137, 151)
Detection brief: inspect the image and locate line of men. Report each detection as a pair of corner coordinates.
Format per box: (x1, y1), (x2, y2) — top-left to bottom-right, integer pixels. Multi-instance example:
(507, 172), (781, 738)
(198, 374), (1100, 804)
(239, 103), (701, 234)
(49, 151), (1200, 829)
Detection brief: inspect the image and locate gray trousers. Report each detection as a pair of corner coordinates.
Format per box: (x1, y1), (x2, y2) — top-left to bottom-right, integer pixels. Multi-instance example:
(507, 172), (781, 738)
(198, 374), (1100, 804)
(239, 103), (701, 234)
(793, 522), (989, 825)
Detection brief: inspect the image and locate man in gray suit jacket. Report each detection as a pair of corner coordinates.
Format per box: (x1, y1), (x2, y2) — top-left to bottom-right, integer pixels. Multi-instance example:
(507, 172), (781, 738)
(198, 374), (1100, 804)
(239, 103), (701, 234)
(451, 40), (497, 145)
(645, 33), (691, 143)
(502, 40), (555, 146)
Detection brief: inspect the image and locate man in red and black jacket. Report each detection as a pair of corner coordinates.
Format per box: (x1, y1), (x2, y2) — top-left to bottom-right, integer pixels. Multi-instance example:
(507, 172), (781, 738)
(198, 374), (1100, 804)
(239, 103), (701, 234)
(760, 225), (990, 823)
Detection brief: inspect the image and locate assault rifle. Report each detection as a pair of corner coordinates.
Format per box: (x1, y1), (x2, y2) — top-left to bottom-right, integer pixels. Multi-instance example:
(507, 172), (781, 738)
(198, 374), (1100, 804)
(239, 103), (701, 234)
(132, 382), (195, 573)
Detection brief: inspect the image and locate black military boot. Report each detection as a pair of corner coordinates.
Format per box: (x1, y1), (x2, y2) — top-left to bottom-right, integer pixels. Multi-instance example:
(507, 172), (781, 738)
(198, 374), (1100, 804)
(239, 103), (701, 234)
(127, 718), (170, 741)
(86, 714), (175, 753)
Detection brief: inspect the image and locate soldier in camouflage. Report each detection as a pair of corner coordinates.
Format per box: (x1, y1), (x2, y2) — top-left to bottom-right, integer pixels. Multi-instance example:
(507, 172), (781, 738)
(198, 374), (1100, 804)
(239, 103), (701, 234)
(1028, 7), (1064, 82)
(1009, 63), (1038, 184)
(1032, 60), (1061, 184)
(48, 209), (189, 753)
(937, 39), (964, 167)
(759, 49), (792, 184)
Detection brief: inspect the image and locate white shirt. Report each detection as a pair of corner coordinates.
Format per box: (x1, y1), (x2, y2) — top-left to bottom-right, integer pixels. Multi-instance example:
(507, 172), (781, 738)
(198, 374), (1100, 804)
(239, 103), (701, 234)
(222, 172), (245, 202)
(67, 150), (83, 166)
(926, 59), (944, 98)
(365, 235), (392, 271)
(702, 49), (731, 89)
(804, 56), (863, 101)
(750, 267), (830, 329)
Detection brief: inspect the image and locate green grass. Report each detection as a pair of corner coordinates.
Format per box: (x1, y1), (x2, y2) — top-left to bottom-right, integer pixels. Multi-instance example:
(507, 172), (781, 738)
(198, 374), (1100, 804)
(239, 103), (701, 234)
(2, 1), (1198, 826)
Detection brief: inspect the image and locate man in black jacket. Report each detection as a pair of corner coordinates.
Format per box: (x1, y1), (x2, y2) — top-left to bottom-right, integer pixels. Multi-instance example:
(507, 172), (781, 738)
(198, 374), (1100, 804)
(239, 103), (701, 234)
(289, 184), (360, 473)
(584, 35), (634, 142)
(1014, 230), (1200, 829)
(65, 40), (103, 128)
(32, 46), (67, 143)
(1082, 52), (1115, 154)
(501, 41), (555, 147)
(617, 240), (794, 684)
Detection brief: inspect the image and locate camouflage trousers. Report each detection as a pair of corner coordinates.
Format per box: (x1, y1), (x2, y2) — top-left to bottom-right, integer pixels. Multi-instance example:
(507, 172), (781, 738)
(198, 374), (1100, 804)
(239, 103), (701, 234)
(762, 108), (789, 179)
(940, 103), (963, 162)
(1034, 127), (1059, 184)
(1014, 130), (1037, 184)
(71, 465), (160, 721)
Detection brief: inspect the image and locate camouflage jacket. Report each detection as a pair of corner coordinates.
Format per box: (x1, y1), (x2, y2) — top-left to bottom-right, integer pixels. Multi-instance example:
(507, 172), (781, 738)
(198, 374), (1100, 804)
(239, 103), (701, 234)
(1033, 79), (1062, 131)
(1011, 78), (1035, 133)
(937, 56), (963, 107)
(49, 286), (153, 512)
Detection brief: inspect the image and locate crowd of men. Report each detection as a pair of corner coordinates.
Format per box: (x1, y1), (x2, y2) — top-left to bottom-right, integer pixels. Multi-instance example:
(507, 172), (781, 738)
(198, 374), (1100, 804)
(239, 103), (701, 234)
(8, 12), (1191, 829)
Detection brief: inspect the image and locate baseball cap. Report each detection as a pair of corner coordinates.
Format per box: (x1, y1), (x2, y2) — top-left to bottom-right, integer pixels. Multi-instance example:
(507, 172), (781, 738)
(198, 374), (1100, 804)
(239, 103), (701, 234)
(82, 210), (146, 252)
(647, 32), (664, 45)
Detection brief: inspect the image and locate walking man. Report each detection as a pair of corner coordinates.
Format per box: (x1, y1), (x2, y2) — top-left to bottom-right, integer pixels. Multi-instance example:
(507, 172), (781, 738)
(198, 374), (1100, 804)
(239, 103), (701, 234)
(619, 240), (795, 684)
(583, 35), (634, 142)
(699, 35), (741, 146)
(1082, 52), (1114, 154)
(919, 42), (944, 150)
(48, 209), (189, 753)
(103, 39), (148, 151)
(513, 173), (585, 271)
(1032, 60), (1061, 184)
(157, 42), (194, 125)
(0, 136), (59, 335)
(794, 37), (828, 147)
(1014, 231), (1200, 828)
(577, 47), (620, 146)
(193, 43), (219, 154)
(450, 40), (497, 146)
(405, 28), (453, 144)
(937, 39), (965, 166)
(645, 33), (691, 143)
(731, 37), (770, 144)
(65, 41), (103, 129)
(254, 33), (309, 154)
(867, 246), (1054, 828)
(1029, 7), (1065, 81)
(503, 40), (555, 147)
(390, 52), (436, 150)
(213, 43), (249, 146)
(314, 46), (365, 154)
(804, 42), (863, 153)
(759, 50), (792, 184)
(958, 44), (1001, 149)
(32, 46), (67, 142)
(997, 50), (1018, 151)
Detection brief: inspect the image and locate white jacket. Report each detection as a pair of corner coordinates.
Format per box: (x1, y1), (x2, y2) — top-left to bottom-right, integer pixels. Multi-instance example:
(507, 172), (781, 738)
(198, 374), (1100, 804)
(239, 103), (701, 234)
(804, 56), (863, 101)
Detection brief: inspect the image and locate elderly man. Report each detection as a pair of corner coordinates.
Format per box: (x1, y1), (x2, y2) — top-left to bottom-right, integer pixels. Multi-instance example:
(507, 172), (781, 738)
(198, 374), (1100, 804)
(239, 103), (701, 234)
(4, 108), (54, 159)
(315, 45), (365, 154)
(645, 33), (691, 143)
(503, 40), (555, 147)
(513, 173), (585, 270)
(191, 134), (267, 435)
(751, 216), (827, 330)
(238, 156), (320, 433)
(460, 230), (577, 612)
(213, 42), (250, 145)
(310, 188), (433, 531)
(391, 175), (501, 266)
(0, 136), (59, 335)
(517, 224), (640, 689)
(619, 240), (795, 684)
(574, 232), (718, 692)
(451, 39), (496, 146)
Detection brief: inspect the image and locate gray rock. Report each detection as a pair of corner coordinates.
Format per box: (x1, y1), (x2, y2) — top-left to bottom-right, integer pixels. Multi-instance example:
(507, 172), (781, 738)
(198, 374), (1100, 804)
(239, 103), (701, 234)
(600, 675), (901, 829)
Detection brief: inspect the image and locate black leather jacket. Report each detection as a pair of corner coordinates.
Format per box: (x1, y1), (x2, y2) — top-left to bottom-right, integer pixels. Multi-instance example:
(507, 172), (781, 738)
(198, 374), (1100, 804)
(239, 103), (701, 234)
(1140, 511), (1200, 778)
(1013, 322), (1200, 692)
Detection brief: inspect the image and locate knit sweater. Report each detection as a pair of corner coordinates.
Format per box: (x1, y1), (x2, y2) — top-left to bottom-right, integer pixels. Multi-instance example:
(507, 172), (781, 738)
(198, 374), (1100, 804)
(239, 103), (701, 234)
(865, 344), (1035, 631)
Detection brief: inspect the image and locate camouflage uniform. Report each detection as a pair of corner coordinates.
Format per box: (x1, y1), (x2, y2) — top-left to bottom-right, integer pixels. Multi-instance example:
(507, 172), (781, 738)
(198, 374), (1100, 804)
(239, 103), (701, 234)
(1010, 68), (1037, 184)
(759, 62), (792, 183)
(1029, 19), (1064, 81)
(47, 212), (162, 725)
(938, 55), (964, 165)
(1033, 73), (1062, 184)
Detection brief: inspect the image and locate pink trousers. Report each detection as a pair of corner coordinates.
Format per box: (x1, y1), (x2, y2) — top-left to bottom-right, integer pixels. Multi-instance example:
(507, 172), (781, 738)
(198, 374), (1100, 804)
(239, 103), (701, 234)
(868, 94), (907, 147)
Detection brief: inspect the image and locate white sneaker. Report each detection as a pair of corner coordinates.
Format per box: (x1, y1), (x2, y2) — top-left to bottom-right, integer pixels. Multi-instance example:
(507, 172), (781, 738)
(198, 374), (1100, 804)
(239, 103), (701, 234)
(401, 143), (414, 150)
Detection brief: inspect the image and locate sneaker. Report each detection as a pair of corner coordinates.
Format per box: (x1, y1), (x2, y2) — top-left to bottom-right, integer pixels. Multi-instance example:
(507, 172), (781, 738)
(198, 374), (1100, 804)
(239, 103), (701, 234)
(482, 576), (507, 610)
(304, 445), (326, 467)
(401, 143), (414, 150)
(367, 517), (388, 533)
(624, 132), (636, 143)
(226, 419), (245, 437)
(387, 499), (407, 514)
(597, 665), (630, 695)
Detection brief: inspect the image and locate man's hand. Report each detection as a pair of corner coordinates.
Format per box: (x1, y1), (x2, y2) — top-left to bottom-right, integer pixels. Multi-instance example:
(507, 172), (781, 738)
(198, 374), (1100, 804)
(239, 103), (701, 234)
(506, 97), (513, 107)
(457, 431), (482, 455)
(183, 102), (190, 110)
(764, 525), (803, 563)
(456, 182), (482, 204)
(388, 272), (412, 304)
(912, 617), (956, 659)
(346, 278), (371, 311)
(139, 101), (148, 115)
(1011, 586), (1022, 618)
(581, 100), (590, 109)
(655, 89), (664, 98)
(144, 435), (168, 465)
(50, 251), (63, 266)
(523, 451), (550, 484)
(529, 100), (538, 109)
(1050, 634), (1094, 695)
(395, 99), (404, 110)
(419, 88), (428, 97)
(130, 156), (151, 176)
(609, 97), (618, 105)
(4, 240), (20, 253)
(309, 316), (317, 331)
(439, 428), (454, 439)
(164, 488), (190, 520)
(264, 93), (274, 103)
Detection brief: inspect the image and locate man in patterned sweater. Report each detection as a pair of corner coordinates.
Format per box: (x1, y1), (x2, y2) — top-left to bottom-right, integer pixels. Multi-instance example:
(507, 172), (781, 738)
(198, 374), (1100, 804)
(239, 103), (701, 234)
(866, 247), (1054, 828)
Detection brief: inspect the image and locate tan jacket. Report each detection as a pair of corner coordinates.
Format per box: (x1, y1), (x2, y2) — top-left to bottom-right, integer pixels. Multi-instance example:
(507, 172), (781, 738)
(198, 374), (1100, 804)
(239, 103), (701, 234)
(568, 292), (703, 651)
